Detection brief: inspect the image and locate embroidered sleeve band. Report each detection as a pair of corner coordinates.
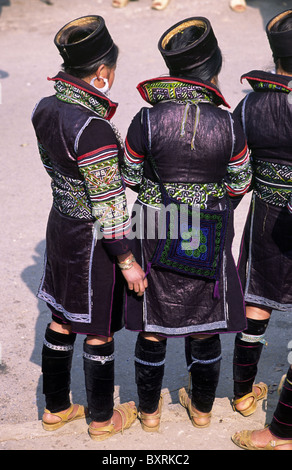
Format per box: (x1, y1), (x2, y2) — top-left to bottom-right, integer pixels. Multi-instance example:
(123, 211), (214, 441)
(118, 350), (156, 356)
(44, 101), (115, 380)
(122, 137), (145, 187)
(77, 144), (131, 238)
(224, 144), (252, 197)
(38, 141), (54, 177)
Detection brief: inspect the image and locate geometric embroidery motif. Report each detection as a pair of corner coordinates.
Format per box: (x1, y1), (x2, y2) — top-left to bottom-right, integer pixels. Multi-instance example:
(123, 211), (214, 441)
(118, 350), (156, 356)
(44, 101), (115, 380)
(253, 159), (292, 207)
(137, 177), (226, 209)
(83, 352), (115, 364)
(51, 170), (93, 220)
(78, 146), (130, 236)
(43, 338), (74, 351)
(139, 80), (214, 106)
(54, 80), (111, 118)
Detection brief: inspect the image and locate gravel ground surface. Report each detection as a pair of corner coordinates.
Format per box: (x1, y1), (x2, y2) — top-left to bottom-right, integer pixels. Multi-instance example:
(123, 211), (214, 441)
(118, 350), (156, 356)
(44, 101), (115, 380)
(0, 0), (291, 452)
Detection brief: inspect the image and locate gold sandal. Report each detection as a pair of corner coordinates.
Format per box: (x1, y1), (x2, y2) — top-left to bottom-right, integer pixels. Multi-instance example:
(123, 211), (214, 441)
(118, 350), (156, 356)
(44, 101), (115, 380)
(112, 0), (129, 7)
(42, 404), (87, 431)
(229, 0), (246, 12)
(138, 396), (163, 432)
(231, 429), (292, 450)
(232, 382), (268, 417)
(151, 0), (169, 10)
(88, 402), (137, 441)
(179, 387), (211, 428)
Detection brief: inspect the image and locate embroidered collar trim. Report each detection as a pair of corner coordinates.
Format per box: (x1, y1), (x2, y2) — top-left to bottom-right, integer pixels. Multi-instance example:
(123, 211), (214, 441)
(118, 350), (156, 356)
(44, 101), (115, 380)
(48, 72), (118, 120)
(137, 76), (230, 108)
(241, 70), (292, 94)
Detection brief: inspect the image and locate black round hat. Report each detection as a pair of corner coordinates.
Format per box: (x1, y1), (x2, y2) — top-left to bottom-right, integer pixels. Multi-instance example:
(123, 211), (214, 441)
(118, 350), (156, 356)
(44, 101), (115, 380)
(54, 15), (114, 67)
(158, 17), (219, 72)
(266, 9), (292, 59)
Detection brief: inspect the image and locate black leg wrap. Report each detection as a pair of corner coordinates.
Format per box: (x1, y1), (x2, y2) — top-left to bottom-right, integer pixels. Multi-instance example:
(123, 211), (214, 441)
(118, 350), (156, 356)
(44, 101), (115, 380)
(41, 324), (76, 413)
(83, 340), (115, 422)
(233, 318), (269, 398)
(135, 334), (167, 414)
(185, 335), (222, 413)
(270, 367), (292, 439)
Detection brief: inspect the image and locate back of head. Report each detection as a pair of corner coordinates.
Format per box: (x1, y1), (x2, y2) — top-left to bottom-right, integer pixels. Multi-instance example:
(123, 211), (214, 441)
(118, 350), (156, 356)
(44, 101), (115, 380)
(266, 10), (292, 74)
(158, 17), (222, 82)
(54, 15), (118, 78)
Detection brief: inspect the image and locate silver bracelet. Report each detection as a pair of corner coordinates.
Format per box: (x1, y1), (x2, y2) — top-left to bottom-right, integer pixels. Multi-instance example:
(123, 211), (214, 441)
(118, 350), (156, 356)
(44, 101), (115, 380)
(119, 262), (135, 270)
(117, 255), (136, 270)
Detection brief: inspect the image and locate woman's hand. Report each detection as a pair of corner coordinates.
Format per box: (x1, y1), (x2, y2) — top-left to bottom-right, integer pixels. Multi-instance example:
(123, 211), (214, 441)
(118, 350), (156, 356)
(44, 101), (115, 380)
(117, 252), (148, 296)
(122, 261), (148, 296)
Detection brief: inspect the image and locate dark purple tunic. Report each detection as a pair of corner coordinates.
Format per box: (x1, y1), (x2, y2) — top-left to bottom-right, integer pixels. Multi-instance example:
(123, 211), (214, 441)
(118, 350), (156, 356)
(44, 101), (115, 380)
(32, 73), (132, 336)
(122, 77), (252, 336)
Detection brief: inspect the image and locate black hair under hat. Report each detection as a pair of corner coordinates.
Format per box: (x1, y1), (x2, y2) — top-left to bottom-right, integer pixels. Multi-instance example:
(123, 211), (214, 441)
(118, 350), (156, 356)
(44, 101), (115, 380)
(158, 17), (218, 72)
(266, 9), (292, 59)
(54, 15), (114, 67)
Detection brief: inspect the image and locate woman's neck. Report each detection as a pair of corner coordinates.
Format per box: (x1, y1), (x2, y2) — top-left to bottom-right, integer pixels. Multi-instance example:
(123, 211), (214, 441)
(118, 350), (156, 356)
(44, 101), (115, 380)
(276, 66), (292, 77)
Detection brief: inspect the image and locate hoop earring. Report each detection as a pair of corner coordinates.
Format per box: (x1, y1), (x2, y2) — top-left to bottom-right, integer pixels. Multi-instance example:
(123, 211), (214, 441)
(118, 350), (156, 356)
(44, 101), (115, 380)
(90, 76), (98, 88)
(90, 76), (109, 96)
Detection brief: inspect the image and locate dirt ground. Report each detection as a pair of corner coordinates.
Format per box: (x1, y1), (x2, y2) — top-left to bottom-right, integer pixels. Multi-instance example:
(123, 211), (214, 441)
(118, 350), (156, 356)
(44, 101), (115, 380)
(0, 0), (291, 452)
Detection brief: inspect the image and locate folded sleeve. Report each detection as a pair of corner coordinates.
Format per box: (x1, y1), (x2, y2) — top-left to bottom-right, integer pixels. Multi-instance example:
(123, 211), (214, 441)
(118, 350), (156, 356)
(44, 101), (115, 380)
(224, 114), (252, 203)
(122, 111), (146, 188)
(76, 117), (133, 255)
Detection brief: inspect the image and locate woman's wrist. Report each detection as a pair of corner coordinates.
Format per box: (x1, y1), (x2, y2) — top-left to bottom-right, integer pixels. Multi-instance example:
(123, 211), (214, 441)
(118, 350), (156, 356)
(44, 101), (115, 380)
(117, 252), (136, 270)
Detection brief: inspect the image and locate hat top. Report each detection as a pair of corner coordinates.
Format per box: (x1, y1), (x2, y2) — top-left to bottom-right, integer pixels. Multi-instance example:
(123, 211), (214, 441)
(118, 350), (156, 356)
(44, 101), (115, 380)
(54, 15), (114, 68)
(54, 15), (102, 46)
(158, 17), (218, 72)
(266, 9), (292, 59)
(160, 18), (207, 51)
(267, 9), (292, 33)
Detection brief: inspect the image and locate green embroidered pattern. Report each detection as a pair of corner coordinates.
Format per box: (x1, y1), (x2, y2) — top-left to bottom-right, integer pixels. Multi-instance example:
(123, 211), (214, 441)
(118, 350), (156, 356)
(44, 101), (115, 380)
(151, 202), (228, 280)
(141, 80), (214, 106)
(38, 141), (54, 177)
(38, 141), (93, 219)
(181, 226), (207, 260)
(92, 194), (128, 231)
(52, 170), (93, 220)
(253, 159), (292, 207)
(79, 158), (121, 198)
(138, 177), (226, 209)
(78, 150), (130, 235)
(54, 80), (110, 117)
(253, 81), (290, 94)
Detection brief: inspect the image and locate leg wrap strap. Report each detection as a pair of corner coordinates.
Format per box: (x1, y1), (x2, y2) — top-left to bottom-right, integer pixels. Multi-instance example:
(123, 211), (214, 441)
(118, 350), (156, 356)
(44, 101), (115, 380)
(233, 318), (269, 398)
(135, 334), (166, 414)
(270, 367), (292, 439)
(83, 340), (115, 422)
(186, 335), (221, 413)
(42, 324), (76, 413)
